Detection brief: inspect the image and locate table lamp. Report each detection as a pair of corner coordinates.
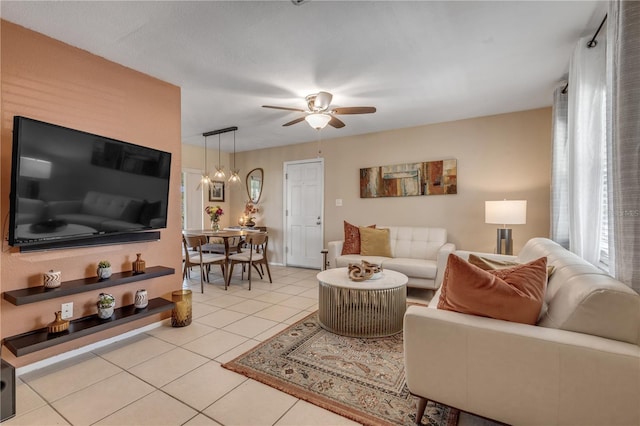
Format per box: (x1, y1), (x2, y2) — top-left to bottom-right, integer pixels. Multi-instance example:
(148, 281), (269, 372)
(485, 200), (527, 255)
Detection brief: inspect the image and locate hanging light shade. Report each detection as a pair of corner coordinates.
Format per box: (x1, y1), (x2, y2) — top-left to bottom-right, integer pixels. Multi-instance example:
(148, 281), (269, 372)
(228, 129), (241, 183)
(198, 135), (212, 189)
(213, 133), (226, 179)
(305, 113), (331, 130)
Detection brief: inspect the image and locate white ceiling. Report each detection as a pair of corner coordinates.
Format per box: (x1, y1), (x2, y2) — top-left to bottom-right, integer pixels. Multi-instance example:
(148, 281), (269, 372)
(1, 1), (605, 152)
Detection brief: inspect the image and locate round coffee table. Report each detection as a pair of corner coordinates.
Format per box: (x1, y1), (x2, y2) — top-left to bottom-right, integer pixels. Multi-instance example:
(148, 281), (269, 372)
(317, 268), (408, 338)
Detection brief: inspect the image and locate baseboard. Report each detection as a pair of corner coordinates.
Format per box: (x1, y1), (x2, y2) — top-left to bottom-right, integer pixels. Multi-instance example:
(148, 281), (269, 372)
(15, 320), (165, 376)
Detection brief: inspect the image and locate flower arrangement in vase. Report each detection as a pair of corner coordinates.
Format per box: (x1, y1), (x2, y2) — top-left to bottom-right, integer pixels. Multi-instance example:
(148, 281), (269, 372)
(205, 205), (224, 231)
(244, 201), (260, 227)
(97, 293), (115, 319)
(97, 260), (112, 280)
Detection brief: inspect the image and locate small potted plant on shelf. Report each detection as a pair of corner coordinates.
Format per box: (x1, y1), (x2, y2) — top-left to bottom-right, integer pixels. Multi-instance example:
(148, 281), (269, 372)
(97, 260), (112, 280)
(97, 293), (115, 319)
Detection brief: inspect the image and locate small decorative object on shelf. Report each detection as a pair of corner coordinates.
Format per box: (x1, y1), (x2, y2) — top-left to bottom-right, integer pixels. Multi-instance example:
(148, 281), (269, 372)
(348, 260), (383, 282)
(132, 253), (146, 274)
(134, 289), (148, 309)
(47, 311), (69, 333)
(43, 270), (62, 288)
(97, 260), (112, 280)
(171, 289), (192, 327)
(97, 293), (115, 319)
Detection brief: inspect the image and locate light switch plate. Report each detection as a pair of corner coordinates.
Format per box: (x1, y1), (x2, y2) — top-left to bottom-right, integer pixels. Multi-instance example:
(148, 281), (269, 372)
(61, 302), (73, 319)
(335, 199), (343, 207)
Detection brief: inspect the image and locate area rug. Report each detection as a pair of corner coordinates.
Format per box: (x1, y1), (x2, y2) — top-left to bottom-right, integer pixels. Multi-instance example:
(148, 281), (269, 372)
(222, 312), (459, 426)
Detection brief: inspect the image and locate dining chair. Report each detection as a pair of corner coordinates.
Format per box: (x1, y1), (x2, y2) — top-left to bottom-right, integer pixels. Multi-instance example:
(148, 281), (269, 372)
(182, 234), (227, 293)
(226, 232), (272, 290)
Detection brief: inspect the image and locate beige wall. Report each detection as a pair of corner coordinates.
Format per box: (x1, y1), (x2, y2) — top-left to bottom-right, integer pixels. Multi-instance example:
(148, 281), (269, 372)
(235, 108), (552, 265)
(1, 21), (183, 367)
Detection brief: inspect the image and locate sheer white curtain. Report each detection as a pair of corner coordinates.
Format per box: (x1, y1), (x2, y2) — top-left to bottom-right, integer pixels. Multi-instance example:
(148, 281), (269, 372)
(550, 84), (569, 248)
(607, 0), (640, 292)
(565, 36), (607, 266)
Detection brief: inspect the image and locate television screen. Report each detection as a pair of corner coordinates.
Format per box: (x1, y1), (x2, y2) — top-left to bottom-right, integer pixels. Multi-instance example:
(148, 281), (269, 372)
(9, 116), (171, 249)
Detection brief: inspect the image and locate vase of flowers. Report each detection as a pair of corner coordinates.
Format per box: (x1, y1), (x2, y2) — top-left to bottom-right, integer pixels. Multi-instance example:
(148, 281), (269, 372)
(205, 205), (224, 231)
(97, 293), (115, 319)
(97, 260), (112, 280)
(244, 201), (259, 227)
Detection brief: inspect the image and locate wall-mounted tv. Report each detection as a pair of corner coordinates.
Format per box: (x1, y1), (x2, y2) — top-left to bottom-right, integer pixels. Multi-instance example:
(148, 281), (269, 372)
(9, 116), (171, 251)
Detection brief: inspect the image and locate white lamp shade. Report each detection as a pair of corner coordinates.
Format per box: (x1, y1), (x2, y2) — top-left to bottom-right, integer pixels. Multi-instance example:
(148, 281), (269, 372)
(485, 200), (527, 225)
(305, 113), (331, 129)
(20, 156), (52, 179)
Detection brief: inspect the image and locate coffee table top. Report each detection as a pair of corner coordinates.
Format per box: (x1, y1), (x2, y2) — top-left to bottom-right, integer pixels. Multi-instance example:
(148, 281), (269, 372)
(317, 267), (408, 290)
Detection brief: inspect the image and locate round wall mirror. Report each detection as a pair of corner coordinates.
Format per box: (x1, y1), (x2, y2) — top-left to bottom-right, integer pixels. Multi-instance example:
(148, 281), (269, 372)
(246, 168), (264, 204)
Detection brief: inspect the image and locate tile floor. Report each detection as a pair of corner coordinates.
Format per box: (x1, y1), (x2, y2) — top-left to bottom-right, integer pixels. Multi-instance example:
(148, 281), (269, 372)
(5, 264), (492, 426)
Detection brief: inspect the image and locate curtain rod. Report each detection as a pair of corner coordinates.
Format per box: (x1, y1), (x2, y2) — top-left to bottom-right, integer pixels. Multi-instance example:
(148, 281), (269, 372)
(561, 14), (608, 94)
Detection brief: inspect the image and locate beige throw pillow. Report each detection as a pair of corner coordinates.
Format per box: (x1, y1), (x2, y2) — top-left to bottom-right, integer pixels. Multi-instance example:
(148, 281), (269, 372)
(359, 227), (392, 257)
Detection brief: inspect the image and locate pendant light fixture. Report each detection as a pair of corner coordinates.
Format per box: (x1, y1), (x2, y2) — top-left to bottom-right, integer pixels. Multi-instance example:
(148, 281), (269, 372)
(197, 135), (212, 189)
(213, 133), (225, 179)
(228, 129), (241, 184)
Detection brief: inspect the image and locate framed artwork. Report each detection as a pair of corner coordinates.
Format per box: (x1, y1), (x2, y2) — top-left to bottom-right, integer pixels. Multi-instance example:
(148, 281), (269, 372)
(360, 159), (457, 198)
(209, 180), (225, 202)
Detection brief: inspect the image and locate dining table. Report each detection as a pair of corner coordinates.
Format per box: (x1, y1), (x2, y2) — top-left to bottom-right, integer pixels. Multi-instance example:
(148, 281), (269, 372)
(183, 228), (262, 289)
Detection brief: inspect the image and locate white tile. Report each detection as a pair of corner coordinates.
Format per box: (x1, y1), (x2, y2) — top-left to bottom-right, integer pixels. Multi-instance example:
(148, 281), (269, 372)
(203, 380), (297, 426)
(195, 309), (247, 328)
(253, 304), (302, 322)
(253, 291), (293, 304)
(183, 414), (223, 425)
(214, 339), (261, 364)
(283, 311), (315, 325)
(20, 353), (121, 402)
(14, 378), (46, 416)
(147, 321), (216, 346)
(222, 316), (279, 338)
(3, 405), (69, 425)
(254, 322), (291, 342)
(192, 301), (222, 319)
(95, 390), (197, 425)
(275, 399), (361, 426)
(277, 295), (317, 310)
(273, 285), (308, 295)
(225, 299), (272, 315)
(273, 275), (305, 284)
(230, 288), (268, 300)
(128, 347), (208, 388)
(162, 361), (246, 411)
(298, 288), (319, 300)
(202, 294), (246, 308)
(51, 371), (154, 426)
(94, 334), (176, 369)
(182, 329), (250, 359)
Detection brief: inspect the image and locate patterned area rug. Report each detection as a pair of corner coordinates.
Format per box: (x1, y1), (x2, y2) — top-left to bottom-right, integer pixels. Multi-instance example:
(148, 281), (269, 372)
(223, 312), (458, 426)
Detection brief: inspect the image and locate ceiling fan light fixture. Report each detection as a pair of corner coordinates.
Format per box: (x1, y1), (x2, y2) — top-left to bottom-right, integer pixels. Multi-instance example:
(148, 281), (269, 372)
(305, 113), (331, 130)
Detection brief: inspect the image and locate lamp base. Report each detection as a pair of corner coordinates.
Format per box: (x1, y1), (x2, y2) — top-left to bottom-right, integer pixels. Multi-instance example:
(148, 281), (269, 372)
(496, 228), (513, 255)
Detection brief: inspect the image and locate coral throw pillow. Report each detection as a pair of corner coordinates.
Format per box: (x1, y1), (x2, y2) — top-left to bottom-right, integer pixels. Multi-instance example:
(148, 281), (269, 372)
(438, 254), (547, 325)
(341, 221), (375, 255)
(468, 254), (555, 277)
(359, 227), (392, 257)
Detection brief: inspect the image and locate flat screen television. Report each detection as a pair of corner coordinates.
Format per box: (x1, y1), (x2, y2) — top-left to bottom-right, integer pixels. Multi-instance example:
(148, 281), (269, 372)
(9, 116), (171, 251)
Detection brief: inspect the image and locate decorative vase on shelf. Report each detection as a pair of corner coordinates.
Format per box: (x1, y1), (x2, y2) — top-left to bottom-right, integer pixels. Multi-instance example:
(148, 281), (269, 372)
(133, 253), (146, 274)
(97, 267), (112, 280)
(47, 311), (69, 334)
(97, 293), (115, 319)
(211, 220), (220, 232)
(134, 289), (148, 309)
(43, 270), (62, 288)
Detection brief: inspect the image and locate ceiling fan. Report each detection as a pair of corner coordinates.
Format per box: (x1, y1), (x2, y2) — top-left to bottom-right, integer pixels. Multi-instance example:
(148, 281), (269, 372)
(262, 91), (376, 130)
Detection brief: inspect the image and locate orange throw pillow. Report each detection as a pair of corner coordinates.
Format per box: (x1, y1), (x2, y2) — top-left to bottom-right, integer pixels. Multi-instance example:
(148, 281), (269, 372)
(438, 254), (547, 325)
(341, 221), (375, 255)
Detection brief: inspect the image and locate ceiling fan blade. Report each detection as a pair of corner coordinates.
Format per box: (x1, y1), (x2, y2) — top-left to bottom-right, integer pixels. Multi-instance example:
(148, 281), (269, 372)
(262, 105), (306, 113)
(283, 117), (306, 127)
(328, 115), (345, 128)
(332, 106), (377, 115)
(314, 91), (333, 110)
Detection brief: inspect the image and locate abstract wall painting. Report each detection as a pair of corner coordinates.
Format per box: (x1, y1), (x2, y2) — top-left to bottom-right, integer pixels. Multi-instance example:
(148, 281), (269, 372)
(360, 159), (457, 198)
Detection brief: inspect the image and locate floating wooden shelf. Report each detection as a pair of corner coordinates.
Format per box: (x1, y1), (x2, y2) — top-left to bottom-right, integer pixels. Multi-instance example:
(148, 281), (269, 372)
(3, 297), (174, 357)
(3, 266), (175, 306)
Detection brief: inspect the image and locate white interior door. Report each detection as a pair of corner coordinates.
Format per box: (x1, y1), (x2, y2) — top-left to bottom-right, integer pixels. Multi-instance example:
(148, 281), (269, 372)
(284, 159), (324, 268)
(182, 169), (204, 230)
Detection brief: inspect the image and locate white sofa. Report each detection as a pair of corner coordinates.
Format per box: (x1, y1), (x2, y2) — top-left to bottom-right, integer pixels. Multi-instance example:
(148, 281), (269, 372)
(326, 226), (455, 290)
(404, 238), (640, 425)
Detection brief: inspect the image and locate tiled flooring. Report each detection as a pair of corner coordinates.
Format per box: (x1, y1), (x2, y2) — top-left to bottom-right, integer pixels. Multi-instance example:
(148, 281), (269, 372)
(6, 265), (491, 426)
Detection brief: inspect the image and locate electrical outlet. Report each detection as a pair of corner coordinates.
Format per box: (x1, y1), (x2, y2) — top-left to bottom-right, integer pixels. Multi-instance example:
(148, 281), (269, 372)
(61, 302), (73, 319)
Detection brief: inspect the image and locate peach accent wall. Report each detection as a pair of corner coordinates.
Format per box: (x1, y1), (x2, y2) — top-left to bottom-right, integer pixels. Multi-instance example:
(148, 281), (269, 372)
(0, 21), (182, 367)
(234, 108), (552, 265)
